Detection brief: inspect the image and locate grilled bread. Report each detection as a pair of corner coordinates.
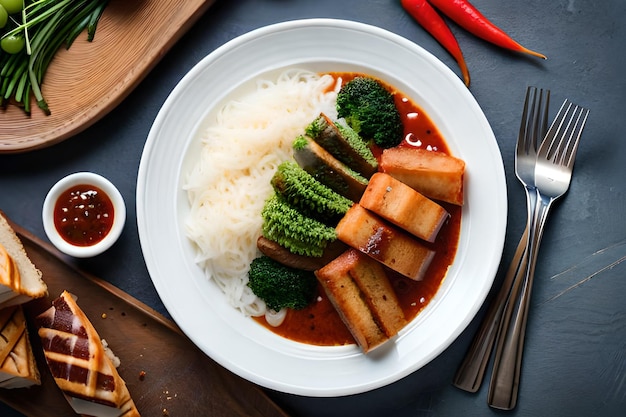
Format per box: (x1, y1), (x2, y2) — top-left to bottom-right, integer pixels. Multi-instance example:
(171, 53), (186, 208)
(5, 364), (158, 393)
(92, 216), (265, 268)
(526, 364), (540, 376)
(36, 291), (140, 417)
(0, 213), (47, 309)
(0, 305), (41, 388)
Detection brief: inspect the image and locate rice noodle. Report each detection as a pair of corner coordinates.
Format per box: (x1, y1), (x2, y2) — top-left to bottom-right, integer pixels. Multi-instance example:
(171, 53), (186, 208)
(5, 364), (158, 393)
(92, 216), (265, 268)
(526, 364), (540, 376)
(184, 69), (340, 318)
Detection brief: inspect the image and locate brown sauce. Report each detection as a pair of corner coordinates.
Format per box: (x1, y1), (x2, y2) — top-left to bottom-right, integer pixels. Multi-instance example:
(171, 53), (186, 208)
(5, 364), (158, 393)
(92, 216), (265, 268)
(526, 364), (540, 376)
(53, 184), (114, 247)
(254, 73), (462, 346)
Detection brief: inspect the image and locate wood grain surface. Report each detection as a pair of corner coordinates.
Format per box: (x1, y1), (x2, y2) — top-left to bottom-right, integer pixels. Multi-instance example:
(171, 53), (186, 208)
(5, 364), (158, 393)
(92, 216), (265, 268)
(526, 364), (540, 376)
(0, 217), (289, 417)
(0, 0), (215, 153)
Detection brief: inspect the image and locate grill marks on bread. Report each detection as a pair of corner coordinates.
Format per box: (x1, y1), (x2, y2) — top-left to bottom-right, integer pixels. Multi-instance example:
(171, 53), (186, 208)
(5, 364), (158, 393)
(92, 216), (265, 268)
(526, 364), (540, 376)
(36, 291), (140, 416)
(0, 305), (41, 388)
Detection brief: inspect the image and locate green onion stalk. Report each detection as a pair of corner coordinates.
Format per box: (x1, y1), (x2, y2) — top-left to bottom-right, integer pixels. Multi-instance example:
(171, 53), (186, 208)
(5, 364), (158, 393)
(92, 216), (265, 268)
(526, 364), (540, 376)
(0, 0), (109, 115)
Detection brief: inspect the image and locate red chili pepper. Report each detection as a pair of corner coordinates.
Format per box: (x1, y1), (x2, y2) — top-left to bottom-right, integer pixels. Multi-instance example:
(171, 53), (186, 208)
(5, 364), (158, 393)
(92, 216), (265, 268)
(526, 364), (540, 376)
(402, 0), (471, 86)
(428, 0), (546, 59)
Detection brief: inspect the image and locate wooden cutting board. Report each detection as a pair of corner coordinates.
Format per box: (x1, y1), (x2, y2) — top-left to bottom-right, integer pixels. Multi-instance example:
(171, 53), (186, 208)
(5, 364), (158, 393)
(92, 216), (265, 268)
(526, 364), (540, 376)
(0, 0), (216, 153)
(0, 219), (289, 417)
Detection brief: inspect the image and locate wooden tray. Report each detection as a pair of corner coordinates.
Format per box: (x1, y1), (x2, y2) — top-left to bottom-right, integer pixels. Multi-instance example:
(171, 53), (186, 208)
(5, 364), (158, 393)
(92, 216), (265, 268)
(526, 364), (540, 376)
(0, 219), (289, 417)
(0, 0), (215, 154)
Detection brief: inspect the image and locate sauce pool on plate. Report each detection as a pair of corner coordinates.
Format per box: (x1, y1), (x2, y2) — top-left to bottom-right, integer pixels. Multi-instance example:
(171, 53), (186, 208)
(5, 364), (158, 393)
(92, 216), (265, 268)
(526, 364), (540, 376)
(254, 73), (462, 346)
(53, 185), (115, 247)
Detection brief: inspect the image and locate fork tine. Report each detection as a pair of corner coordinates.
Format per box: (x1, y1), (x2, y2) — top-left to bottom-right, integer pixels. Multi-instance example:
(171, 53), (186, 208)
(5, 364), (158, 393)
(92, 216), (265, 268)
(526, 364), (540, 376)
(530, 88), (550, 152)
(539, 99), (572, 158)
(563, 107), (589, 169)
(518, 87), (550, 156)
(539, 99), (589, 168)
(517, 87), (535, 154)
(537, 89), (551, 145)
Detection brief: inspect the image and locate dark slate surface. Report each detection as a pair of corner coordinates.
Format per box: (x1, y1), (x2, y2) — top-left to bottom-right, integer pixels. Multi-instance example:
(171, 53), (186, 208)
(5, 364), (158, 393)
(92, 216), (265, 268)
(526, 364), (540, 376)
(1, 0), (624, 416)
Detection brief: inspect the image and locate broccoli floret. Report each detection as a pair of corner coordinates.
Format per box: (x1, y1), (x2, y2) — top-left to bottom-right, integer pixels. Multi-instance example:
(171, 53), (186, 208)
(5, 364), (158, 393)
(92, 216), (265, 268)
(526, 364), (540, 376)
(336, 76), (403, 149)
(261, 194), (337, 257)
(248, 255), (318, 311)
(271, 161), (353, 224)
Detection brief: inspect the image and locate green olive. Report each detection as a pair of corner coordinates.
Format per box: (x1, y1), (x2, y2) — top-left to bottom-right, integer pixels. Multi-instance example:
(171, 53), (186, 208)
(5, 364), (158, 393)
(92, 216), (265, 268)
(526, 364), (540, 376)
(0, 0), (23, 15)
(1, 34), (25, 54)
(0, 5), (8, 29)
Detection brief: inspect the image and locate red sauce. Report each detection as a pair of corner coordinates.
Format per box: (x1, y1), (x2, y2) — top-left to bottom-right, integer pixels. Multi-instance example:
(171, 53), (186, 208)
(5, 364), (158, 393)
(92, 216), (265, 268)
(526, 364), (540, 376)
(254, 73), (462, 346)
(53, 184), (114, 247)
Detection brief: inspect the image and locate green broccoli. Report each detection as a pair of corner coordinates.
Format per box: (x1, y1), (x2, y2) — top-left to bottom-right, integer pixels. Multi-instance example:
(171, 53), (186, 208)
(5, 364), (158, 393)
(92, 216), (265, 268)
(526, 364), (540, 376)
(271, 161), (353, 224)
(261, 194), (337, 257)
(247, 255), (318, 311)
(336, 76), (403, 149)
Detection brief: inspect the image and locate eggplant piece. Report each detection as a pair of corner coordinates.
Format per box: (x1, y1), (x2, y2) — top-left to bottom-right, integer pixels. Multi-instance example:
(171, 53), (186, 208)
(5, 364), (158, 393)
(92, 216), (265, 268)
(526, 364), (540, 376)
(305, 113), (378, 178)
(292, 135), (368, 202)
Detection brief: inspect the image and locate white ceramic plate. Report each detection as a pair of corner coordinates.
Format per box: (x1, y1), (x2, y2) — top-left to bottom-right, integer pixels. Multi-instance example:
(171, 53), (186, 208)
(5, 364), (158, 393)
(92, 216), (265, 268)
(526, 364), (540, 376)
(137, 19), (507, 397)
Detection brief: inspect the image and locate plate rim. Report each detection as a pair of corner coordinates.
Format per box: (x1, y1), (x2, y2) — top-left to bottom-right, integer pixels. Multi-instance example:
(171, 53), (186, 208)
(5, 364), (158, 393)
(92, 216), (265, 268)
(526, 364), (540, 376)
(137, 18), (507, 397)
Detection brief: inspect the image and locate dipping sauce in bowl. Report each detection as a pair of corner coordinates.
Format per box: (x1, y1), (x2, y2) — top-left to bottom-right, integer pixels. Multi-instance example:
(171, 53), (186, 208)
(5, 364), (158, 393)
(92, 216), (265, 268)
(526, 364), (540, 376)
(54, 184), (115, 246)
(43, 172), (126, 258)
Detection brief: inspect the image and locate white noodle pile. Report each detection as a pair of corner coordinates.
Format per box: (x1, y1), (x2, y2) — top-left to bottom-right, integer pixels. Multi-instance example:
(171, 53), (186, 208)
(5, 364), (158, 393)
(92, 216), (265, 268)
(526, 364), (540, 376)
(184, 69), (340, 318)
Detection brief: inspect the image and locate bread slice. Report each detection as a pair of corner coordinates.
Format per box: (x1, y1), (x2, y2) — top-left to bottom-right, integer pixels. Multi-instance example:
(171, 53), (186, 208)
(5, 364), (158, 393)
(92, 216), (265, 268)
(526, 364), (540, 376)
(0, 213), (47, 308)
(335, 204), (435, 280)
(0, 305), (41, 388)
(360, 173), (449, 243)
(36, 291), (140, 417)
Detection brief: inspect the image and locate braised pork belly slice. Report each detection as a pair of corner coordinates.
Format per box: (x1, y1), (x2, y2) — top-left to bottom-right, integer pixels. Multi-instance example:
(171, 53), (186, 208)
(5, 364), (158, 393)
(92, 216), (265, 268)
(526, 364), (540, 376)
(316, 249), (407, 353)
(336, 204), (435, 280)
(360, 172), (449, 243)
(380, 147), (465, 206)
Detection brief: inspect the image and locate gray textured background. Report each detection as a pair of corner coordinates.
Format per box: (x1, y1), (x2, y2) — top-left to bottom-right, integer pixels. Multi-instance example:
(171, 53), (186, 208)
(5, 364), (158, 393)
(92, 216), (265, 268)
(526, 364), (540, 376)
(1, 0), (624, 416)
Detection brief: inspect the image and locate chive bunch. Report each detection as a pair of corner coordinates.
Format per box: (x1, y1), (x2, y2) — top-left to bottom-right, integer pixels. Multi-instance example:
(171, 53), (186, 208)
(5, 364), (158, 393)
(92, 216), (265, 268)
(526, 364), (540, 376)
(0, 0), (109, 115)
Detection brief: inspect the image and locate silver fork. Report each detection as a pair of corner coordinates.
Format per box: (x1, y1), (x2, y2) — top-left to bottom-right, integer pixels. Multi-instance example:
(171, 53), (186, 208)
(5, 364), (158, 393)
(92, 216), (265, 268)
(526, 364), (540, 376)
(488, 99), (590, 410)
(453, 87), (550, 392)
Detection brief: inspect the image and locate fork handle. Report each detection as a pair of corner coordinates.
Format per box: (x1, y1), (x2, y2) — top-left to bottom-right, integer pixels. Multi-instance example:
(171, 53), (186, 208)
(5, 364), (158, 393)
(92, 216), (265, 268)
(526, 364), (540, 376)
(453, 227), (528, 392)
(488, 192), (552, 410)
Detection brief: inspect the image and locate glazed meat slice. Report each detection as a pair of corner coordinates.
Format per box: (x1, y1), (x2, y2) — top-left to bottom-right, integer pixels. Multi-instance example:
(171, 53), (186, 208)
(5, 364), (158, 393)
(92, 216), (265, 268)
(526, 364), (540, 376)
(315, 253), (388, 352)
(335, 204), (435, 280)
(380, 147), (465, 205)
(316, 249), (407, 352)
(360, 172), (449, 243)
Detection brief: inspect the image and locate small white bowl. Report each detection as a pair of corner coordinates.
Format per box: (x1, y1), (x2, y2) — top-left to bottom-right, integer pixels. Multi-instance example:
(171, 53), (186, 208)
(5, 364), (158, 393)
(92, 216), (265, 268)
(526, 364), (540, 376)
(42, 172), (126, 258)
